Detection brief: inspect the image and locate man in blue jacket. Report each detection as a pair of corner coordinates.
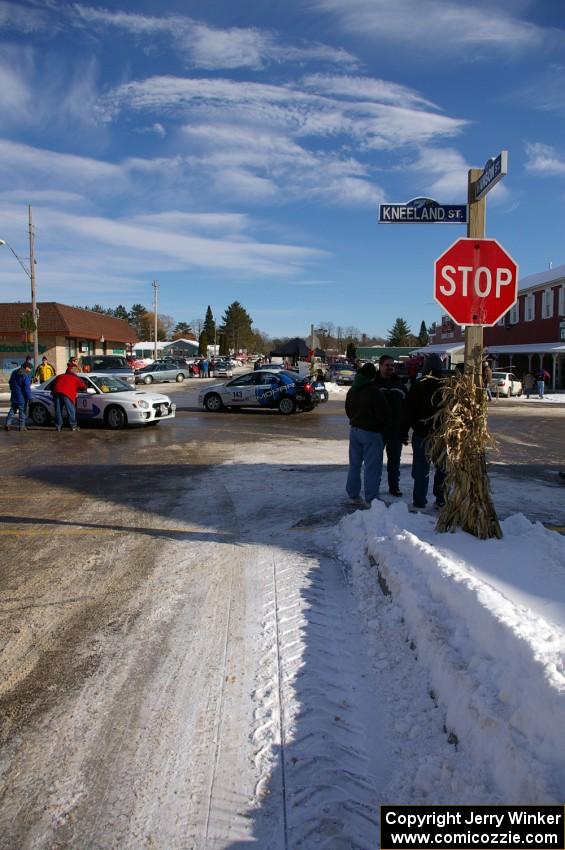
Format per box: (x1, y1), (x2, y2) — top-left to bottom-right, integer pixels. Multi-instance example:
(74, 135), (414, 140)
(5, 361), (33, 431)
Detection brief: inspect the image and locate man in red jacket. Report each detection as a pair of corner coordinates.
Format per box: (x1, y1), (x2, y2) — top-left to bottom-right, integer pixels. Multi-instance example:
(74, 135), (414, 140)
(50, 366), (87, 431)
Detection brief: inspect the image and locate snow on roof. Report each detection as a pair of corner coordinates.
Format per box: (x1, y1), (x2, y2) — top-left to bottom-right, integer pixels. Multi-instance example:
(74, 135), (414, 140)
(519, 264), (565, 292)
(410, 343), (464, 355)
(486, 342), (565, 354)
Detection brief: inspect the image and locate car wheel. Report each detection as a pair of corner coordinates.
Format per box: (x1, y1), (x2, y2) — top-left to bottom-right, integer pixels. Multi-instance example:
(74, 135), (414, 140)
(143, 375), (153, 384)
(176, 373), (185, 383)
(105, 405), (127, 429)
(30, 403), (51, 426)
(278, 396), (296, 415)
(204, 393), (223, 412)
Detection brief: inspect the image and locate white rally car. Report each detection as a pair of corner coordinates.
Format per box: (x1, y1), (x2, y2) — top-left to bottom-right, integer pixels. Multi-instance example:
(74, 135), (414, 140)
(29, 373), (176, 429)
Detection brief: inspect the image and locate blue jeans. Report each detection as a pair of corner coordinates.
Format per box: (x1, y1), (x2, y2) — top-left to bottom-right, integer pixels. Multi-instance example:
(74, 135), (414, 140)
(54, 394), (77, 428)
(537, 380), (545, 398)
(5, 402), (27, 428)
(346, 427), (384, 503)
(383, 430), (403, 492)
(412, 433), (446, 508)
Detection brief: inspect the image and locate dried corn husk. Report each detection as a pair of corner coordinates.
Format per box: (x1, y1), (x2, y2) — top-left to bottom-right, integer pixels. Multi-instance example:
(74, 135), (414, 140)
(427, 372), (502, 539)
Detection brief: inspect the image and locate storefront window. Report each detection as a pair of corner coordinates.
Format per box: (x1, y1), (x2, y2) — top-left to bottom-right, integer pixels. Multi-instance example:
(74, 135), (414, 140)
(66, 338), (78, 360)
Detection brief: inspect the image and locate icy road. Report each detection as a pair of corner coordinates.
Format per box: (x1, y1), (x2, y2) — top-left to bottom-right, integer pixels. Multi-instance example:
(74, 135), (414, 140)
(1, 398), (564, 848)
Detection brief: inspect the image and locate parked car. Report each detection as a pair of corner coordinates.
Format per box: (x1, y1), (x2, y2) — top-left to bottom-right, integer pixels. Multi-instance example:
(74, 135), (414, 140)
(311, 377), (328, 403)
(328, 363), (357, 385)
(254, 362), (286, 372)
(79, 355), (135, 387)
(210, 359), (233, 378)
(29, 373), (176, 429)
(134, 362), (190, 384)
(490, 372), (523, 397)
(199, 369), (318, 415)
(159, 357), (192, 369)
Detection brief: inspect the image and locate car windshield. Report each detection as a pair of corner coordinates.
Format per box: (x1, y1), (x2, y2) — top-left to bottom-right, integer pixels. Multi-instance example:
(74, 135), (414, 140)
(332, 363), (354, 370)
(492, 373), (507, 379)
(89, 375), (132, 392)
(84, 356), (129, 369)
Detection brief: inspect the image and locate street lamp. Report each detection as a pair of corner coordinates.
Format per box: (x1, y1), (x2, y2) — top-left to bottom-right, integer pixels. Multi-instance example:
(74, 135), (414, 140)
(0, 205), (39, 366)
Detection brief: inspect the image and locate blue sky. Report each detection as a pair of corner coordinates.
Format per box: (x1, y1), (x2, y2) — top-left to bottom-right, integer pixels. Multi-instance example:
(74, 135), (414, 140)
(1, 0), (565, 339)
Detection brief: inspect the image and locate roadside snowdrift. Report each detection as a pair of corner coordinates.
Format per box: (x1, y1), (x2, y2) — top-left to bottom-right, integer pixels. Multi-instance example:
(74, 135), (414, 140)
(339, 501), (565, 803)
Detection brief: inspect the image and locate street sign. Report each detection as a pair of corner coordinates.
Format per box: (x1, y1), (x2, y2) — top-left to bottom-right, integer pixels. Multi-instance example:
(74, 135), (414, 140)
(379, 197), (467, 224)
(434, 238), (518, 326)
(473, 151), (508, 201)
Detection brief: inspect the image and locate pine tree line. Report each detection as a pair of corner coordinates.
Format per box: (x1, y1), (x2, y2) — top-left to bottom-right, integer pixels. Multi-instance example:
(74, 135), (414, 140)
(78, 302), (433, 354)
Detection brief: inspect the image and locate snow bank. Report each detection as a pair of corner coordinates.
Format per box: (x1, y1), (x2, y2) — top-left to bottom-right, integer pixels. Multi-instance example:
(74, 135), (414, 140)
(339, 502), (565, 803)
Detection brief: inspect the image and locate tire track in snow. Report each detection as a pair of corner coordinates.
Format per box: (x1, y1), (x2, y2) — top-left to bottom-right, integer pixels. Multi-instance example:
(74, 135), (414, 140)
(251, 548), (381, 849)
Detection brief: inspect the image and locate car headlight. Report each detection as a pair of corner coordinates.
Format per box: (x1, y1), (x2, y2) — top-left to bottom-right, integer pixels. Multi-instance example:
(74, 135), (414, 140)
(136, 399), (151, 409)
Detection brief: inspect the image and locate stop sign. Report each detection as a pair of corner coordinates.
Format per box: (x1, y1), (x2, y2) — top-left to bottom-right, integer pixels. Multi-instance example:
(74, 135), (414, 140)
(434, 238), (518, 326)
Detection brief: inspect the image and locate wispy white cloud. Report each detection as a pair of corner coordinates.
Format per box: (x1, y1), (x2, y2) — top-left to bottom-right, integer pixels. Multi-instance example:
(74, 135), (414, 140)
(524, 142), (565, 176)
(105, 74), (467, 153)
(0, 189), (87, 206)
(0, 0), (50, 33)
(302, 74), (438, 110)
(131, 211), (250, 234)
(137, 122), (167, 138)
(311, 0), (548, 53)
(406, 146), (511, 206)
(181, 123), (384, 208)
(0, 198), (328, 304)
(0, 139), (125, 193)
(72, 4), (358, 70)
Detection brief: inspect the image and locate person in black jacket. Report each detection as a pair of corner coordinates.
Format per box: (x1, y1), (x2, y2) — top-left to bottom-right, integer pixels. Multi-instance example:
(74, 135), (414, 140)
(345, 362), (391, 505)
(374, 355), (409, 497)
(405, 353), (446, 510)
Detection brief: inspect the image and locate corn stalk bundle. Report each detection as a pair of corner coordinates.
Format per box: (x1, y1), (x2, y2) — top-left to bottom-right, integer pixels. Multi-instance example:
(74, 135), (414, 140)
(427, 373), (502, 540)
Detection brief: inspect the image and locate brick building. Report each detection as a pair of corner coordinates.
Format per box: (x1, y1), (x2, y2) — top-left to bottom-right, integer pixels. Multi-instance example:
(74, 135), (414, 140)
(0, 302), (138, 378)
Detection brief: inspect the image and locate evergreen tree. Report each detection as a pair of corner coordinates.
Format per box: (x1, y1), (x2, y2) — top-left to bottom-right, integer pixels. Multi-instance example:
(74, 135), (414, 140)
(417, 320), (429, 346)
(218, 332), (229, 356)
(219, 301), (254, 353)
(202, 306), (216, 346)
(387, 318), (412, 346)
(199, 330), (209, 355)
(114, 304), (129, 321)
(129, 304), (150, 338)
(346, 341), (357, 362)
(173, 321), (194, 339)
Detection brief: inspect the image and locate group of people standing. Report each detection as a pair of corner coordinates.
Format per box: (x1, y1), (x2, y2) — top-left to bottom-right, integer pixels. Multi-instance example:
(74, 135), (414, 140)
(522, 369), (551, 399)
(5, 355), (87, 432)
(345, 353), (445, 511)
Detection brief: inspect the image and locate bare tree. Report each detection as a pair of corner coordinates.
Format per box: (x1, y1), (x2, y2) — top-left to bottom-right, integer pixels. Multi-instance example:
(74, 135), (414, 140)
(190, 316), (204, 337)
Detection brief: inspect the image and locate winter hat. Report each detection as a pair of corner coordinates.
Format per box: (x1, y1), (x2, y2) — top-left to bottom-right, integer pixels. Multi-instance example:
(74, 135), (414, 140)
(422, 353), (444, 374)
(359, 362), (377, 379)
(351, 361), (377, 392)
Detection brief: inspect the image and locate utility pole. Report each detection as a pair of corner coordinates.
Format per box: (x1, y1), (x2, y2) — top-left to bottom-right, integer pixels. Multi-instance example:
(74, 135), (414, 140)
(463, 169), (486, 380)
(29, 205), (39, 367)
(152, 280), (159, 361)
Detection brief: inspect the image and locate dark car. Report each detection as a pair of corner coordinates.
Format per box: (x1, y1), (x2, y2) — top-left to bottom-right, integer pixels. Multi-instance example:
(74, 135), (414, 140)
(199, 369), (318, 415)
(79, 355), (135, 387)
